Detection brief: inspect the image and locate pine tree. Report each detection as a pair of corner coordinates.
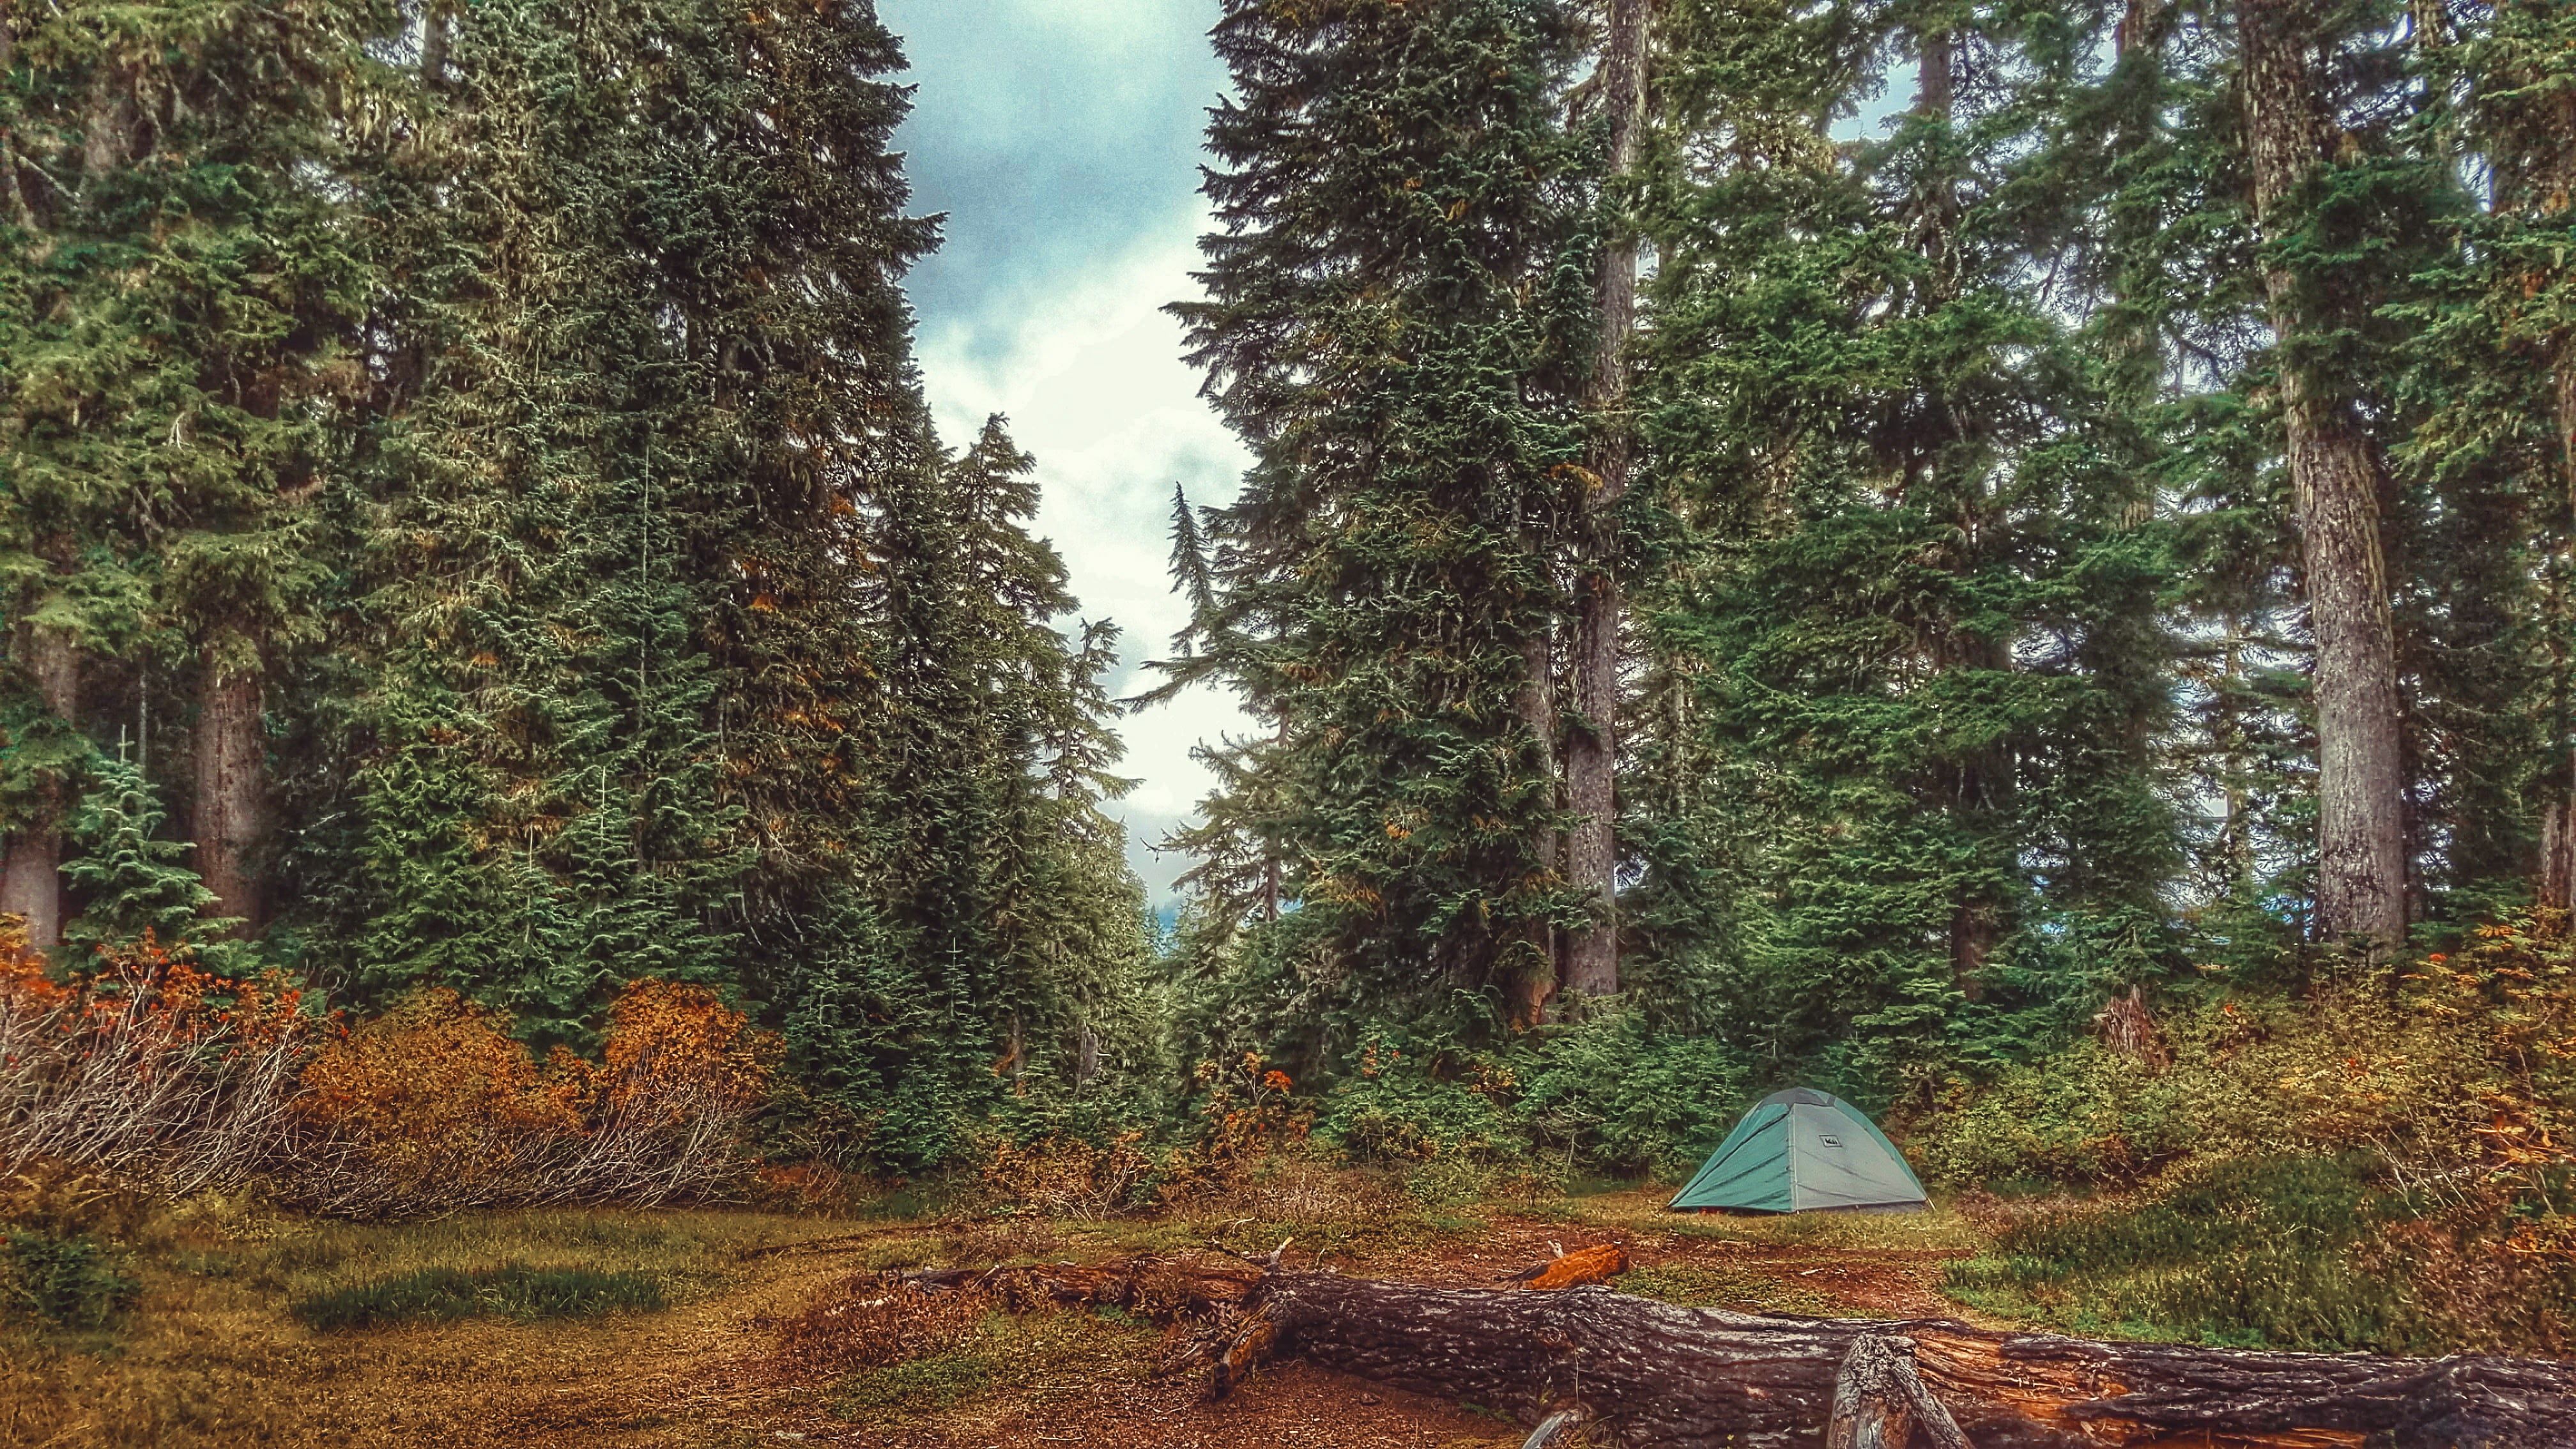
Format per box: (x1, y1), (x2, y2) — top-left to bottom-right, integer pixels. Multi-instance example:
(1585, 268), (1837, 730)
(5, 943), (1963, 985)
(60, 749), (220, 949)
(1165, 0), (1595, 1057)
(0, 0), (386, 944)
(1632, 0), (2183, 1100)
(291, 0), (937, 1041)
(2238, 0), (2410, 948)
(1563, 0), (1656, 1000)
(2419, 0), (2576, 910)
(785, 418), (1159, 1165)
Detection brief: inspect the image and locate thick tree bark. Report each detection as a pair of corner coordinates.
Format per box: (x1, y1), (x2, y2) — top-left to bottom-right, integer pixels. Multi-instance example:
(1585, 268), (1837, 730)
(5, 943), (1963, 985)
(420, 0), (450, 89)
(2239, 0), (2409, 949)
(2090, 984), (2171, 1067)
(1205, 1269), (2576, 1448)
(2541, 3), (2576, 911)
(1, 631), (79, 948)
(1565, 0), (1652, 999)
(0, 0), (28, 232)
(194, 657), (266, 933)
(1825, 1335), (1970, 1449)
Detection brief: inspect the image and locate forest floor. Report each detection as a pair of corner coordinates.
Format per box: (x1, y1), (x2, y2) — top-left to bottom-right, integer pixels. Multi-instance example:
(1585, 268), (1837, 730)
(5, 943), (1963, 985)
(0, 1175), (2007, 1448)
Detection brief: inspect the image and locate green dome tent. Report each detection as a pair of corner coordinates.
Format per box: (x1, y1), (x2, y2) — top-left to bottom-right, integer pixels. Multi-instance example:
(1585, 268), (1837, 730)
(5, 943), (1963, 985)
(1668, 1089), (1928, 1214)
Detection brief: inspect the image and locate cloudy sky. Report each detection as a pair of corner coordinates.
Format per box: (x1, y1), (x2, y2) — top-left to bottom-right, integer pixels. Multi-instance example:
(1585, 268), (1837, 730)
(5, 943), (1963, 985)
(880, 0), (1247, 903)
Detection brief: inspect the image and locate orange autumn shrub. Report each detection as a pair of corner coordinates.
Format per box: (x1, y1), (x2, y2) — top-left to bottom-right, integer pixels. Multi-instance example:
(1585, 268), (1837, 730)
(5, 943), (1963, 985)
(575, 979), (782, 1207)
(0, 930), (310, 1195)
(598, 977), (778, 1126)
(291, 979), (778, 1217)
(4, 934), (781, 1218)
(977, 1130), (1156, 1218)
(291, 988), (590, 1216)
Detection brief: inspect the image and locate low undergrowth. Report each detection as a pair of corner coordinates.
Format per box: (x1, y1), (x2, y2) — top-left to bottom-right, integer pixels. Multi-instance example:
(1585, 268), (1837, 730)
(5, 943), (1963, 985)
(1, 1227), (141, 1331)
(1913, 913), (2576, 1356)
(1946, 1154), (2576, 1355)
(0, 933), (780, 1222)
(291, 1262), (667, 1331)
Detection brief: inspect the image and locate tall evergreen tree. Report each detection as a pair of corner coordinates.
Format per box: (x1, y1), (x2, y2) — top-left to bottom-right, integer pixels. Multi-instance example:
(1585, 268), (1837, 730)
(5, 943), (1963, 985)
(0, 0), (387, 944)
(2422, 0), (2576, 910)
(288, 0), (939, 1039)
(783, 418), (1158, 1165)
(2237, 0), (2412, 947)
(1165, 0), (1595, 1058)
(1563, 0), (1657, 1000)
(1632, 0), (2182, 1099)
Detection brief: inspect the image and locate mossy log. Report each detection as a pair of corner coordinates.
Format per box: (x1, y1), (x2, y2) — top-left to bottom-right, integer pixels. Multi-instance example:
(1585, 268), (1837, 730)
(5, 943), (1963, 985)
(1202, 1268), (2576, 1449)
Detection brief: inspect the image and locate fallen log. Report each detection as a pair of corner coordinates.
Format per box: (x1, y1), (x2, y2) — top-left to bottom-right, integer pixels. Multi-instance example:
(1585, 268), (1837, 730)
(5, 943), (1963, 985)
(1211, 1268), (2576, 1449)
(897, 1255), (1262, 1320)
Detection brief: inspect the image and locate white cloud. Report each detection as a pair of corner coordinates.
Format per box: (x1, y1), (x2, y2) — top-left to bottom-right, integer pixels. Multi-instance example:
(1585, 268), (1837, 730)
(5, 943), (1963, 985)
(912, 218), (1254, 901)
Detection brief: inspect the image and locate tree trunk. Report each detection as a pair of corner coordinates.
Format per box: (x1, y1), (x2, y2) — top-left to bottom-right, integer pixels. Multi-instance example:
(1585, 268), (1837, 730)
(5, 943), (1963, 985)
(1514, 629), (1559, 1026)
(1908, 24), (2007, 993)
(1565, 0), (1652, 1000)
(2529, 0), (2576, 912)
(1, 631), (79, 948)
(2239, 0), (2409, 949)
(2552, 348), (2576, 911)
(194, 657), (266, 933)
(1206, 1269), (2576, 1448)
(0, 0), (27, 231)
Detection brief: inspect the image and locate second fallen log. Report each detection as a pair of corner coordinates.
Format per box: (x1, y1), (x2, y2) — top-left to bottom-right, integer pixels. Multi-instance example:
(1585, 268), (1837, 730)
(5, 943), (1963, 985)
(1218, 1269), (2576, 1449)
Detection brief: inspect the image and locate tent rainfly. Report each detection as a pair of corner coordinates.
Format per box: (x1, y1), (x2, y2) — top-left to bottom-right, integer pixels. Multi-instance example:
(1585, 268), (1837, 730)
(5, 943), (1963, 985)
(1667, 1088), (1928, 1214)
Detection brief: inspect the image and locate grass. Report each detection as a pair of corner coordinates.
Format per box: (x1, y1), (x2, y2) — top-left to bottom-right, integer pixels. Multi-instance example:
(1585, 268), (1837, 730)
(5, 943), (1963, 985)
(1942, 1154), (2443, 1353)
(2, 1229), (142, 1332)
(30, 1158), (2422, 1448)
(834, 1350), (994, 1422)
(827, 1304), (1158, 1427)
(1619, 1261), (1839, 1317)
(291, 1262), (666, 1330)
(1547, 1185), (1991, 1254)
(0, 1205), (814, 1448)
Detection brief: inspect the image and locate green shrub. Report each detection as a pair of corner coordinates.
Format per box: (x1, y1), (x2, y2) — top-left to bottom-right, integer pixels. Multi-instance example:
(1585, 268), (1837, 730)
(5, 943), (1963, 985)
(1910, 916), (2576, 1193)
(1315, 1029), (1514, 1163)
(291, 1262), (665, 1331)
(1314, 1016), (1748, 1181)
(1905, 1039), (2191, 1185)
(1, 1227), (141, 1330)
(1512, 1015), (1748, 1179)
